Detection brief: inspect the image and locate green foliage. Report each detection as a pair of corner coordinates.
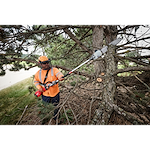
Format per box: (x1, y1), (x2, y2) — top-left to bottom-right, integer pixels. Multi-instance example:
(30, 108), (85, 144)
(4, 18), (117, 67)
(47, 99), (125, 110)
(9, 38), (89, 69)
(28, 85), (36, 94)
(44, 27), (93, 74)
(37, 100), (54, 120)
(70, 81), (76, 86)
(1, 25), (94, 77)
(125, 51), (140, 57)
(0, 25), (39, 75)
(0, 68), (5, 76)
(60, 109), (73, 123)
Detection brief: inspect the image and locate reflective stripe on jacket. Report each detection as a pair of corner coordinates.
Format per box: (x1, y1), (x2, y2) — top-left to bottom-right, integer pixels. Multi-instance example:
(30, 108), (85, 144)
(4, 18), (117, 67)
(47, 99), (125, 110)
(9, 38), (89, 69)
(34, 67), (63, 97)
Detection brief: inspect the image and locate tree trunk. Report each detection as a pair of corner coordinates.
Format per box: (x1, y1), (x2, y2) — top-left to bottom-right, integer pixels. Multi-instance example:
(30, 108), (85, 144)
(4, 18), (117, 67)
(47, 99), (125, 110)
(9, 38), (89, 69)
(92, 25), (105, 77)
(92, 25), (117, 125)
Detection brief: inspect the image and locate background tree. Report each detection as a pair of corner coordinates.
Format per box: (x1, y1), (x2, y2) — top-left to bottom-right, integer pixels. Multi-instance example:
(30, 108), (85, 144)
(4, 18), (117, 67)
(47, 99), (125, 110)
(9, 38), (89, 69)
(1, 25), (150, 125)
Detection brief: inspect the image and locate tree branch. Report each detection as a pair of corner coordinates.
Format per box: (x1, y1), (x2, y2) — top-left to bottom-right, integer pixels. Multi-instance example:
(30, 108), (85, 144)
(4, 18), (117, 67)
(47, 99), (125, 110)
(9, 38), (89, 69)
(65, 28), (92, 55)
(119, 36), (150, 47)
(117, 25), (140, 33)
(2, 57), (39, 66)
(63, 28), (92, 54)
(114, 66), (150, 75)
(116, 55), (149, 66)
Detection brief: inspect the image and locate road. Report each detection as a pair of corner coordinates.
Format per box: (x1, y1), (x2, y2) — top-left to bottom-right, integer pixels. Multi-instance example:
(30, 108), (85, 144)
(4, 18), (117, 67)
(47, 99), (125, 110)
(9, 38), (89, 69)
(0, 67), (39, 91)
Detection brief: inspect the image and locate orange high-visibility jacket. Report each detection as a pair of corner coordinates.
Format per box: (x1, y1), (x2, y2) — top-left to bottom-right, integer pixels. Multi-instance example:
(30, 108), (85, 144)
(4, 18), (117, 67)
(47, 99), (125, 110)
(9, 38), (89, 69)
(34, 67), (63, 97)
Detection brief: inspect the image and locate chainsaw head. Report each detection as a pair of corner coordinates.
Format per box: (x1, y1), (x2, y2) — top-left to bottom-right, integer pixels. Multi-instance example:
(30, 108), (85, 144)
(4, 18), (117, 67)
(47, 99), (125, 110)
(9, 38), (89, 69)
(91, 38), (122, 60)
(109, 38), (122, 46)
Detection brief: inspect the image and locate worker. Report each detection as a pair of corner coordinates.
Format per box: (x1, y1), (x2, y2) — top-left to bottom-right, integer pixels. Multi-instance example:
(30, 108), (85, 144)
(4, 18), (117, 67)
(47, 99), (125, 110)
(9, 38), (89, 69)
(34, 56), (64, 124)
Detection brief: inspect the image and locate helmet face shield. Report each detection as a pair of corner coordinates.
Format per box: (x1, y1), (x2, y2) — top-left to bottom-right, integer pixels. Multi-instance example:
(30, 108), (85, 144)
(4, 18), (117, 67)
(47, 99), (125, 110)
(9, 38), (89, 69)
(40, 61), (50, 64)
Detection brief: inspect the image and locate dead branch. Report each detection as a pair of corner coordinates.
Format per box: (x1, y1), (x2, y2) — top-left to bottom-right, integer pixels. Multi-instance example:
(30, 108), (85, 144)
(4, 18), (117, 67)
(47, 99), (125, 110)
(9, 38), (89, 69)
(116, 55), (149, 66)
(67, 101), (78, 125)
(116, 81), (136, 96)
(133, 73), (150, 90)
(63, 106), (70, 125)
(87, 98), (95, 125)
(117, 25), (140, 33)
(112, 104), (144, 124)
(118, 36), (150, 47)
(16, 105), (28, 125)
(114, 66), (150, 75)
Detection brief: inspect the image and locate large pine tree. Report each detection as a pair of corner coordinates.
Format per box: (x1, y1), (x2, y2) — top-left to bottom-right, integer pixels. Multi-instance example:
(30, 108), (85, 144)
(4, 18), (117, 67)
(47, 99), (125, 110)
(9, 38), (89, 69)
(1, 25), (150, 124)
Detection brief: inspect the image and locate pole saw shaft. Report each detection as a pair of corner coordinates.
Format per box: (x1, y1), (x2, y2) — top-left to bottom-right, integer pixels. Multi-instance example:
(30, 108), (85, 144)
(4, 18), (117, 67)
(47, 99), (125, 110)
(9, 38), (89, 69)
(63, 58), (91, 78)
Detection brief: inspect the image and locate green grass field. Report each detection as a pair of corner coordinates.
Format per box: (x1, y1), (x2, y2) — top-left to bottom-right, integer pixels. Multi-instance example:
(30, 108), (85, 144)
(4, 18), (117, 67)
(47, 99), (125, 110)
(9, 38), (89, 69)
(0, 77), (37, 125)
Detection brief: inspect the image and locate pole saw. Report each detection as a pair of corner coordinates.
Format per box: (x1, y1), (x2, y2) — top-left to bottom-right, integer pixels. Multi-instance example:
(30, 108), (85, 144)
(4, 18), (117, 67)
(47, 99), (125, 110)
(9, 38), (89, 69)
(34, 38), (122, 97)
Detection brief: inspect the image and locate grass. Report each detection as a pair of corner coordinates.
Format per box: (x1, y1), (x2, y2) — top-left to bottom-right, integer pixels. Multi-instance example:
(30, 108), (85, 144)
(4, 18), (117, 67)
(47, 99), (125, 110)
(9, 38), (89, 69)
(0, 77), (37, 125)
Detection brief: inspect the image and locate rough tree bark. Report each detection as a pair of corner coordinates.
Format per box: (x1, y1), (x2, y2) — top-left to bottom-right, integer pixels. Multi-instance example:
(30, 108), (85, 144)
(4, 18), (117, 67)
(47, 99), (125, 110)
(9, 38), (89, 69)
(92, 25), (117, 125)
(92, 25), (105, 77)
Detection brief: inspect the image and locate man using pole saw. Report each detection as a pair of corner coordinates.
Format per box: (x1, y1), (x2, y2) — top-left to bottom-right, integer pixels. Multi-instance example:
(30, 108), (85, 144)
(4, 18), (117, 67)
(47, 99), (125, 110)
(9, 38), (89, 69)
(34, 56), (64, 124)
(34, 38), (122, 124)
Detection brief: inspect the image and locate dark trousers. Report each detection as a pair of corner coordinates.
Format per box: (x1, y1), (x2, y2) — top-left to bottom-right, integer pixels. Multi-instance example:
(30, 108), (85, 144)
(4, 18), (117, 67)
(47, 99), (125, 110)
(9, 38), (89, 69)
(42, 93), (60, 120)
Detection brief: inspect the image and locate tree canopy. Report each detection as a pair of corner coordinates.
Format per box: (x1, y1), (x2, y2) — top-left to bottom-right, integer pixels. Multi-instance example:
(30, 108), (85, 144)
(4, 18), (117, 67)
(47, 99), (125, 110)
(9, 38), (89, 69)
(1, 25), (150, 76)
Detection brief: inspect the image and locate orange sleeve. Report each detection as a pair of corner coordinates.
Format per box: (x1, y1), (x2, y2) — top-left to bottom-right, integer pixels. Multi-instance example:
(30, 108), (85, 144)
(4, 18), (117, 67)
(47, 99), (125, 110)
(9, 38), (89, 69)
(54, 68), (64, 80)
(34, 71), (42, 90)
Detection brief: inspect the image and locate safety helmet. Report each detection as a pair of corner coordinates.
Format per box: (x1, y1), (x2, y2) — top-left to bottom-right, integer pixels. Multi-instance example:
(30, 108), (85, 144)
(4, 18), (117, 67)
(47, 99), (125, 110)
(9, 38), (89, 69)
(38, 56), (50, 63)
